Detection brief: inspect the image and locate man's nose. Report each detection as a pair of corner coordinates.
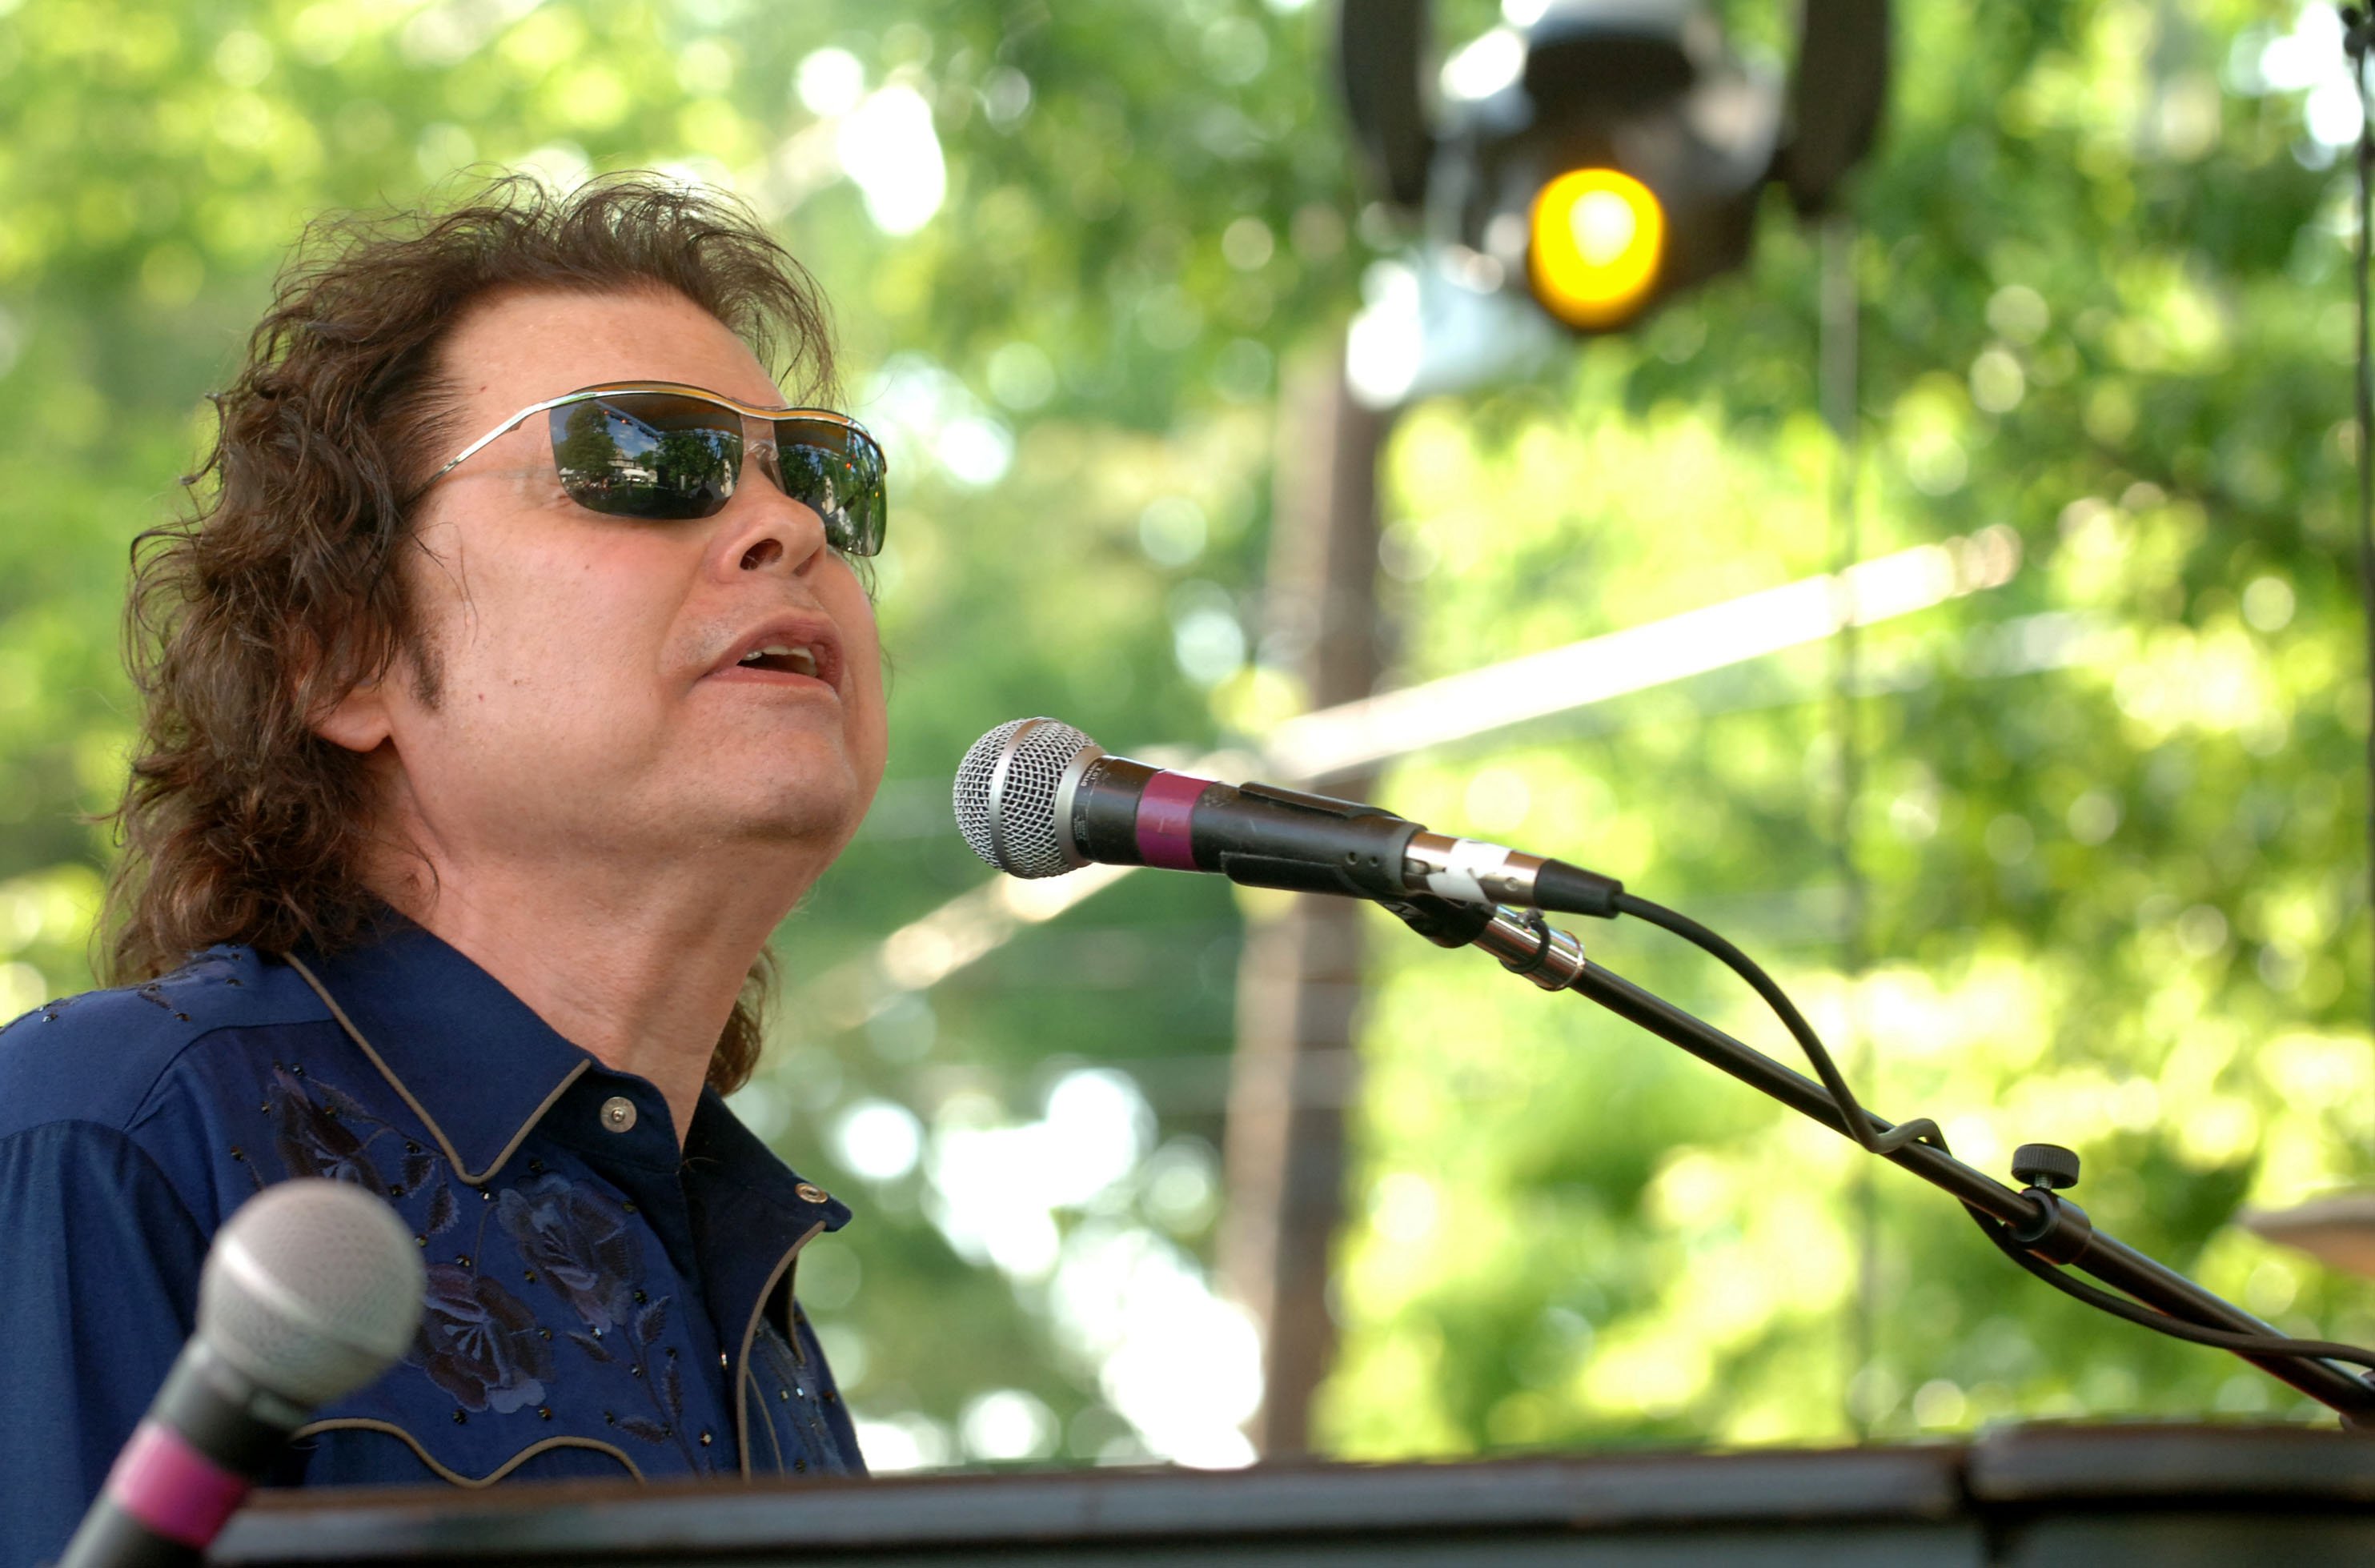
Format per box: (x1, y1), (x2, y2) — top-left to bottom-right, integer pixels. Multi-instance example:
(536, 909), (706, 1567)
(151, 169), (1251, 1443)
(715, 474), (828, 579)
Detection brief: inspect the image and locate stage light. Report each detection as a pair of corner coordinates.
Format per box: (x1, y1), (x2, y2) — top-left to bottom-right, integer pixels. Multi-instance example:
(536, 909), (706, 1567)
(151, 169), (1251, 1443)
(1528, 167), (1666, 330)
(1337, 0), (1887, 392)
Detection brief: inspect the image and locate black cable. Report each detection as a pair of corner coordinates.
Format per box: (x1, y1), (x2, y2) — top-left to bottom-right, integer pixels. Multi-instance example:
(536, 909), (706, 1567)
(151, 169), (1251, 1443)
(1964, 1204), (2375, 1369)
(1596, 892), (2375, 1377)
(1611, 891), (1944, 1155)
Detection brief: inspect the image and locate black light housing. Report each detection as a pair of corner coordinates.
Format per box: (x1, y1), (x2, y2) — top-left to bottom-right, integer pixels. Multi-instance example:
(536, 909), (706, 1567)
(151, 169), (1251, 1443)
(1338, 0), (1888, 337)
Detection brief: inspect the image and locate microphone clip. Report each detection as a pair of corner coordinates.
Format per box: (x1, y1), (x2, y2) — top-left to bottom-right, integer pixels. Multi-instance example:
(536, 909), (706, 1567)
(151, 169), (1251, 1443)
(1380, 896), (1587, 990)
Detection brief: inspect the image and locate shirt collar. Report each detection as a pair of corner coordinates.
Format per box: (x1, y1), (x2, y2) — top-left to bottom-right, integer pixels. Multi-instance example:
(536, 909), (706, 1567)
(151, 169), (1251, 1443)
(681, 1085), (853, 1427)
(288, 921), (600, 1185)
(286, 921), (854, 1245)
(684, 1088), (852, 1234)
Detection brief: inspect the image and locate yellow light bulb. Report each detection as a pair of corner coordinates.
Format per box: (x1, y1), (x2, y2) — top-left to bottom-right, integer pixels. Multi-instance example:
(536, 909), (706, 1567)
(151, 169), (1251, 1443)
(1527, 168), (1665, 331)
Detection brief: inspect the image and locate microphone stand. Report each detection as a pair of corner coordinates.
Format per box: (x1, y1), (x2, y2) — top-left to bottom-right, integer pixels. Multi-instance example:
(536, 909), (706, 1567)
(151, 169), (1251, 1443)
(1382, 897), (2375, 1425)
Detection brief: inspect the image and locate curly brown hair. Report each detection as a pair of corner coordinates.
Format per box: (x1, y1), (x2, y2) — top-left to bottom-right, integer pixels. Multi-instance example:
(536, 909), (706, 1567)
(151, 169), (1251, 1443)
(107, 173), (839, 1095)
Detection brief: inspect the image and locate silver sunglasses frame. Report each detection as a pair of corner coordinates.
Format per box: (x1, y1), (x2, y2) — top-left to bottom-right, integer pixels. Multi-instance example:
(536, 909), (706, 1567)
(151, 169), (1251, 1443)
(417, 379), (884, 512)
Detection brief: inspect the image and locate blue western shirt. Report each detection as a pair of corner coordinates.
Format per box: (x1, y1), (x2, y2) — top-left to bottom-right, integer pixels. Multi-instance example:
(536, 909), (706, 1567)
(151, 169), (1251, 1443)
(0, 925), (862, 1566)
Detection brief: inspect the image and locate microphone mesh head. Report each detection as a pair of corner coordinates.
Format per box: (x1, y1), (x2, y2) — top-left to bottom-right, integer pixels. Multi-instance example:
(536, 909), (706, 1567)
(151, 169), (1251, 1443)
(955, 716), (1095, 877)
(199, 1178), (427, 1406)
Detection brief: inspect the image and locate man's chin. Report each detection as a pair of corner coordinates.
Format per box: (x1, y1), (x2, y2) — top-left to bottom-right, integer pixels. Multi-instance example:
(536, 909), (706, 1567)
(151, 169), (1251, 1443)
(726, 779), (873, 851)
(624, 745), (878, 858)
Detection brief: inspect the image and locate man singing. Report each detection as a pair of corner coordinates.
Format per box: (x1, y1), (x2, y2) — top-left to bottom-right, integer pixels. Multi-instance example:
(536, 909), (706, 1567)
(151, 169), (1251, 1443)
(0, 174), (887, 1560)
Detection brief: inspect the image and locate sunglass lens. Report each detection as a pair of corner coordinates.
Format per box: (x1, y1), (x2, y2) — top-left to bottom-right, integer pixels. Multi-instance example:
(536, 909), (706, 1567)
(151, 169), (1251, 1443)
(770, 419), (887, 556)
(549, 395), (741, 520)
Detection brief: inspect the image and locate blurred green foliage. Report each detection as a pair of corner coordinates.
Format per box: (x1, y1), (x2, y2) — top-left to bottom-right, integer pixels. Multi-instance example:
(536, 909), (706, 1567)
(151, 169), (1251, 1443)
(1328, 0), (2375, 1450)
(0, 0), (2368, 1469)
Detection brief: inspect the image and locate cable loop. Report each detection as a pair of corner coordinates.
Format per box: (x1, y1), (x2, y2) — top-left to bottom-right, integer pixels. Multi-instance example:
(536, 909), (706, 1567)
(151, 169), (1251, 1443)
(1611, 888), (2375, 1382)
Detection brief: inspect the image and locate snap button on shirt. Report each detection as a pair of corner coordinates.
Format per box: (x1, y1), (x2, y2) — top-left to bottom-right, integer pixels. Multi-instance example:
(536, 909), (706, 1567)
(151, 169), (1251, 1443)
(600, 1095), (638, 1133)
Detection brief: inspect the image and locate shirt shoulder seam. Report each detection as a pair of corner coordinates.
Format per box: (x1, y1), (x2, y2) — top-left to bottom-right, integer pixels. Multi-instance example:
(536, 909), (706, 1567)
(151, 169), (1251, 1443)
(121, 1013), (332, 1137)
(0, 1117), (211, 1249)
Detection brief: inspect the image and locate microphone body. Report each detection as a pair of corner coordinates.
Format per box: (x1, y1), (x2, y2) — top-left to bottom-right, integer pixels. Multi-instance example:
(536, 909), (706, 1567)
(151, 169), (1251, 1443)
(55, 1179), (423, 1568)
(957, 717), (1622, 916)
(58, 1345), (306, 1568)
(1069, 753), (1420, 899)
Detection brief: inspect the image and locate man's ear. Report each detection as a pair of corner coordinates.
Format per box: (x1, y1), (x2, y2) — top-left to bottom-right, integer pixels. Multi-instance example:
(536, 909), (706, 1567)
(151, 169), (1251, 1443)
(311, 673), (395, 754)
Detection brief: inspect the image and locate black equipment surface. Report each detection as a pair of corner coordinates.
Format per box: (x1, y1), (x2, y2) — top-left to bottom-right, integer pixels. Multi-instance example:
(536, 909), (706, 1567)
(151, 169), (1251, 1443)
(213, 1423), (2375, 1566)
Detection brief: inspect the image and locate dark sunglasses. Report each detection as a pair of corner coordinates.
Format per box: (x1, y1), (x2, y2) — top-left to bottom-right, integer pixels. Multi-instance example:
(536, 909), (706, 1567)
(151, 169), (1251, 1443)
(417, 382), (887, 556)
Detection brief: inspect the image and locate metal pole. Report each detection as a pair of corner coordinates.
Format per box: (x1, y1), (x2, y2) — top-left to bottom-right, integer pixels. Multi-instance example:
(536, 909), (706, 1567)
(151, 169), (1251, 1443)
(2349, 13), (2375, 1138)
(1819, 211), (1877, 1437)
(1220, 335), (1394, 1455)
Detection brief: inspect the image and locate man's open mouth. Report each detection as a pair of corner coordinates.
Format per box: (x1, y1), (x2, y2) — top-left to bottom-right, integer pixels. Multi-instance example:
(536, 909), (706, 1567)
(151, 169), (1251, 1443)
(735, 643), (823, 678)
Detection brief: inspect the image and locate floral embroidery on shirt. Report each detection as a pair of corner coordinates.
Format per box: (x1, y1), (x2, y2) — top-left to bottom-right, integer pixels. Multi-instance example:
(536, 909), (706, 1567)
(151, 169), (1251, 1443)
(271, 1068), (391, 1197)
(267, 1065), (465, 1233)
(497, 1176), (639, 1333)
(499, 1173), (693, 1460)
(265, 1070), (699, 1463)
(415, 1263), (553, 1414)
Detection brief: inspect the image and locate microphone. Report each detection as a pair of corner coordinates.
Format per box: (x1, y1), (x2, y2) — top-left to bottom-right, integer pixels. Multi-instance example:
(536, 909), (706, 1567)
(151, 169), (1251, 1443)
(58, 1179), (424, 1568)
(953, 716), (1623, 916)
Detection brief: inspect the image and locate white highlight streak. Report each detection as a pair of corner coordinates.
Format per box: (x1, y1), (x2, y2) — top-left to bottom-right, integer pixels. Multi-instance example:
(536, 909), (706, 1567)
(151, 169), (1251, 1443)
(828, 527), (2020, 1019)
(1266, 527), (2018, 783)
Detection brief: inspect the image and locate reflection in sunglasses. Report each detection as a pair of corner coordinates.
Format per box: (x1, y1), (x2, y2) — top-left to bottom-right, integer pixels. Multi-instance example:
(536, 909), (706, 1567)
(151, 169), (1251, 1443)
(542, 392), (886, 554)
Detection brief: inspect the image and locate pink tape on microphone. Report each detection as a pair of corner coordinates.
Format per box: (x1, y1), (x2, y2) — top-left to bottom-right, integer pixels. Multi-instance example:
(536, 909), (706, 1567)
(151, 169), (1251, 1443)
(1134, 770), (1209, 872)
(108, 1420), (251, 1546)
